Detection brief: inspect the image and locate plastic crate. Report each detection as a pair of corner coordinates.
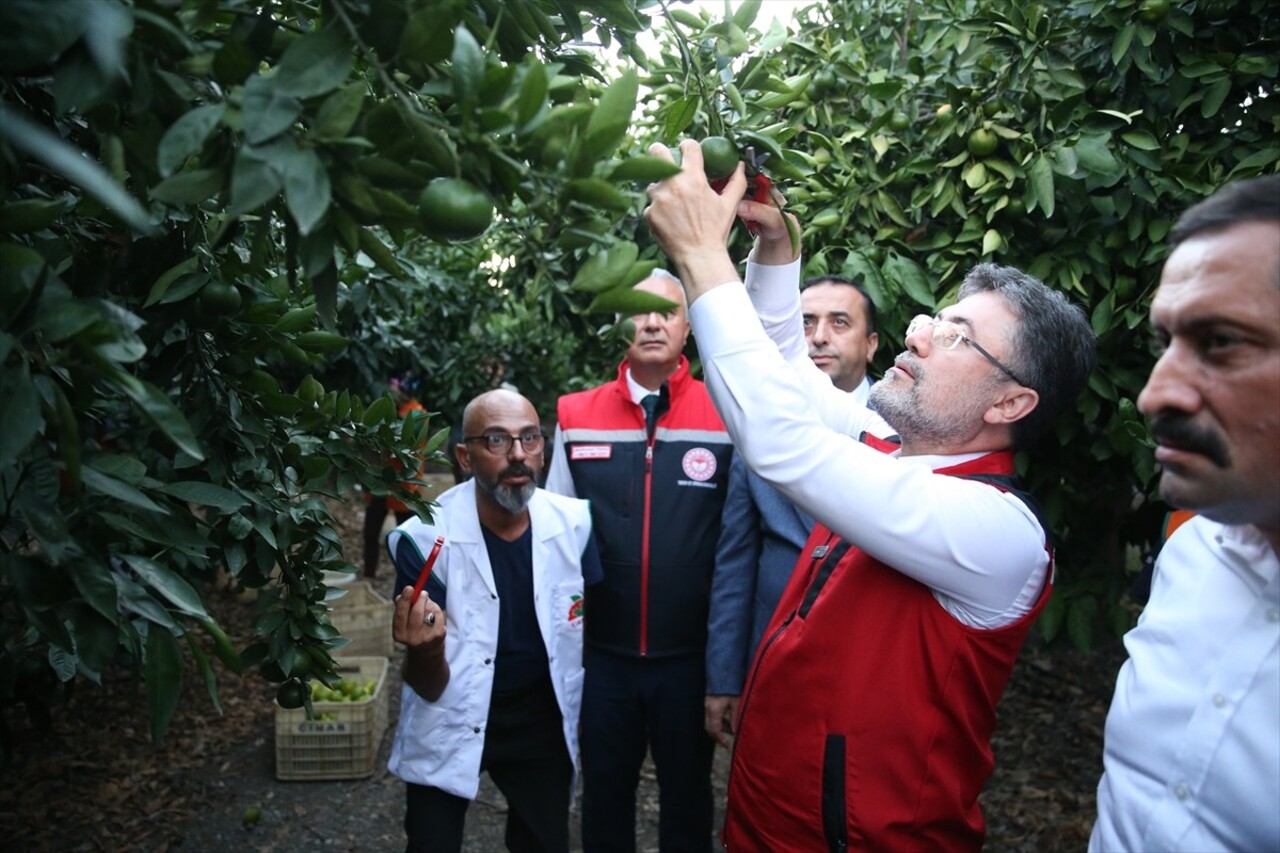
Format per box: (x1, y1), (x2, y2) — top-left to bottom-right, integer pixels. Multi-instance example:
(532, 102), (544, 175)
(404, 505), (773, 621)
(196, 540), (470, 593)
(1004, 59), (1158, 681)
(274, 656), (391, 781)
(328, 581), (394, 658)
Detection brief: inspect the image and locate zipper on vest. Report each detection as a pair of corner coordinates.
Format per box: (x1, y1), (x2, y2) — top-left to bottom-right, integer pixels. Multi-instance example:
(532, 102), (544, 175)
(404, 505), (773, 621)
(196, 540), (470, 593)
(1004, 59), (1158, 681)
(639, 442), (654, 656)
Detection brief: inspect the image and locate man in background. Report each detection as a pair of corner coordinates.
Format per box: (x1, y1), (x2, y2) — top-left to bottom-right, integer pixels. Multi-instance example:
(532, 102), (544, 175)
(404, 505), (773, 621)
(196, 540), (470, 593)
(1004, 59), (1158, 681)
(704, 275), (882, 746)
(546, 272), (732, 851)
(1090, 174), (1280, 851)
(388, 388), (601, 852)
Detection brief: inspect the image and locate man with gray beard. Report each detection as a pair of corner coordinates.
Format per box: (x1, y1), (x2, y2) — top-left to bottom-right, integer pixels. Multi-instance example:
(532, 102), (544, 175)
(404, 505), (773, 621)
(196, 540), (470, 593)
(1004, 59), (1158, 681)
(642, 139), (1097, 850)
(387, 388), (603, 853)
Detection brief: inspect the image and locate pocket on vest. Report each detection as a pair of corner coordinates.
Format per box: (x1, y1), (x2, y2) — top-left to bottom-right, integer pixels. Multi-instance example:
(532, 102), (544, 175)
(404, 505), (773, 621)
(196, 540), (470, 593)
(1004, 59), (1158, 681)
(822, 733), (848, 852)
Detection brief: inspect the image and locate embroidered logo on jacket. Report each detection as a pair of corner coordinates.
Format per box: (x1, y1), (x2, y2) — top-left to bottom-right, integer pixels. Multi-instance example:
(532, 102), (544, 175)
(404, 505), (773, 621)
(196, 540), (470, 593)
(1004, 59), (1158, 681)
(681, 447), (717, 482)
(567, 595), (584, 625)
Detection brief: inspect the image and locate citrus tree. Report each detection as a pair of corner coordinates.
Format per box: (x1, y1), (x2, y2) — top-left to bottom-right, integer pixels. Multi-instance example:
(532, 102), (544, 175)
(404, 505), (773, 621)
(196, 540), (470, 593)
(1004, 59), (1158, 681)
(633, 0), (1278, 647)
(0, 0), (675, 749)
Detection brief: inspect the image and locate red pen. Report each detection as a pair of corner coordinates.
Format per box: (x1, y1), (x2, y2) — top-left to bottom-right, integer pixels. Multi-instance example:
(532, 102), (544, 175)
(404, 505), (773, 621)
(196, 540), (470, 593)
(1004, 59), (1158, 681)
(410, 535), (445, 605)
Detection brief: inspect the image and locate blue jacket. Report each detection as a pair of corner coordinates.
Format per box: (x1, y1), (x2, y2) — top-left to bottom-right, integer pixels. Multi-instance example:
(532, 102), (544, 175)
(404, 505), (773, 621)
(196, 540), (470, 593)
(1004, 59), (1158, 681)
(705, 377), (873, 695)
(705, 453), (813, 695)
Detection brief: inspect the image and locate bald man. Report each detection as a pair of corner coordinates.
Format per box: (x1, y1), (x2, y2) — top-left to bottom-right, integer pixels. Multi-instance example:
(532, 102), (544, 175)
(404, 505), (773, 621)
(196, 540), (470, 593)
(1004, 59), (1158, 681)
(387, 389), (603, 853)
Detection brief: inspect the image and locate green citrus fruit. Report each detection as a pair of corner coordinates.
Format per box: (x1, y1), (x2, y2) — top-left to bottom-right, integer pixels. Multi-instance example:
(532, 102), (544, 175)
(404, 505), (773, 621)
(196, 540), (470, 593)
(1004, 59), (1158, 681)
(699, 136), (739, 180)
(417, 178), (494, 242)
(888, 111), (911, 132)
(1137, 0), (1170, 23)
(200, 282), (242, 316)
(276, 677), (309, 709)
(967, 128), (999, 157)
(242, 805), (263, 826)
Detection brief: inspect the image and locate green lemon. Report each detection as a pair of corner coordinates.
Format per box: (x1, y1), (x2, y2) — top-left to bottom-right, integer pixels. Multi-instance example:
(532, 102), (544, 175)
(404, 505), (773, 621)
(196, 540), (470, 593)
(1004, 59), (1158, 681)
(1137, 0), (1170, 23)
(967, 128), (999, 157)
(888, 111), (911, 132)
(699, 136), (739, 180)
(417, 178), (494, 242)
(276, 677), (309, 709)
(200, 282), (242, 316)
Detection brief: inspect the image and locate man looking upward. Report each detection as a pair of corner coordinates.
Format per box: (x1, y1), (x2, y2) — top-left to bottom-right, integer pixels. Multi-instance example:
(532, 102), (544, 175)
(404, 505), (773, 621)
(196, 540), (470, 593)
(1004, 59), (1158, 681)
(642, 139), (1096, 850)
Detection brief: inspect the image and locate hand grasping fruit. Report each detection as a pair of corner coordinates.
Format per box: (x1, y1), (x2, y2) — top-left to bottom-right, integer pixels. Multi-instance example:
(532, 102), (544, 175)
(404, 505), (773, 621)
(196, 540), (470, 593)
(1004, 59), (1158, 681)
(699, 136), (800, 256)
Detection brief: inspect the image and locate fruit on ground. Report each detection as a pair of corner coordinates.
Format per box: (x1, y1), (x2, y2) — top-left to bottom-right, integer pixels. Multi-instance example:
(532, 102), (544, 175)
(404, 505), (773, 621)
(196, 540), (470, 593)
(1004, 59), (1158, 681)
(967, 128), (999, 157)
(699, 136), (739, 180)
(417, 178), (494, 241)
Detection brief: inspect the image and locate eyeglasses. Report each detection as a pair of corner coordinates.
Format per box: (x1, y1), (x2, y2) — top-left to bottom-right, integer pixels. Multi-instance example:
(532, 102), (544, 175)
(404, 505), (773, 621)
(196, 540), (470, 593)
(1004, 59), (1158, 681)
(906, 314), (1030, 387)
(463, 431), (546, 455)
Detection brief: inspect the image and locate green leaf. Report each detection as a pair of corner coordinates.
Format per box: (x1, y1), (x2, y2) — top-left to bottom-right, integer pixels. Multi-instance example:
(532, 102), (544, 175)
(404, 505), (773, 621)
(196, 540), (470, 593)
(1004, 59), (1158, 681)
(0, 105), (153, 232)
(571, 241), (639, 293)
(274, 26), (352, 98)
(516, 61), (548, 128)
(1111, 24), (1135, 67)
(982, 228), (1002, 256)
(242, 74), (302, 145)
(0, 362), (42, 468)
(1029, 155), (1055, 218)
(157, 104), (225, 177)
(160, 481), (248, 512)
(143, 257), (200, 308)
(1200, 78), (1231, 119)
(0, 0), (85, 74)
(1073, 134), (1120, 176)
(229, 144), (285, 216)
(107, 369), (204, 461)
(884, 255), (935, 310)
(185, 631), (223, 715)
(145, 625), (184, 744)
(283, 148), (331, 236)
(314, 85), (366, 139)
(1120, 130), (1159, 151)
(585, 68), (638, 158)
(663, 96), (698, 142)
(124, 554), (210, 620)
(357, 228), (405, 277)
(733, 0), (763, 30)
(451, 26), (485, 103)
(81, 466), (169, 512)
(587, 286), (679, 315)
(150, 167), (224, 205)
(566, 178), (633, 212)
(609, 156), (682, 182)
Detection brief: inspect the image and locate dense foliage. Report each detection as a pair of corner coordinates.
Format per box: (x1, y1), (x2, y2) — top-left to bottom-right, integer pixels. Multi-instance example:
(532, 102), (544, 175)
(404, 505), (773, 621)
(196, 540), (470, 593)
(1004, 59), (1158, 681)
(0, 0), (670, 750)
(1, 0), (1276, 749)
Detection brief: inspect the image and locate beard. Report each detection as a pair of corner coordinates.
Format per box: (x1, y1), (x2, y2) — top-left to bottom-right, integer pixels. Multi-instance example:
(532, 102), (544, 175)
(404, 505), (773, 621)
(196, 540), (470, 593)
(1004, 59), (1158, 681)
(475, 463), (538, 513)
(869, 357), (994, 447)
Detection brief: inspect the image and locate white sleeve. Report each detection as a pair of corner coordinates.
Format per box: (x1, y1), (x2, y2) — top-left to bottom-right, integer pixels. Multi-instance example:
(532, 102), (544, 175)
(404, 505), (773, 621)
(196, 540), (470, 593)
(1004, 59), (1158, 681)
(543, 424), (575, 498)
(689, 283), (1046, 622)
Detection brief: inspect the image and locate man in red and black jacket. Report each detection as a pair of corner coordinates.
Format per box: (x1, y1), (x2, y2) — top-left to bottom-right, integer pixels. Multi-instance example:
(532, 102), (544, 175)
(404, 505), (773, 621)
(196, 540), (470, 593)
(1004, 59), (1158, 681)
(546, 271), (732, 852)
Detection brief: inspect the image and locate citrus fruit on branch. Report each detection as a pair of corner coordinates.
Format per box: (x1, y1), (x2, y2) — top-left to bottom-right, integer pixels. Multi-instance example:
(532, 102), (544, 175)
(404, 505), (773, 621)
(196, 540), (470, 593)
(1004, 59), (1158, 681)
(417, 178), (494, 242)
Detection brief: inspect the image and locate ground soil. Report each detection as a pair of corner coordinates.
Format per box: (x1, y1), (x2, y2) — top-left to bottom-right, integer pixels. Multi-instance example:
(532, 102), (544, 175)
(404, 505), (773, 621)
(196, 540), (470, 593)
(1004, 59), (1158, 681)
(1, 479), (1127, 852)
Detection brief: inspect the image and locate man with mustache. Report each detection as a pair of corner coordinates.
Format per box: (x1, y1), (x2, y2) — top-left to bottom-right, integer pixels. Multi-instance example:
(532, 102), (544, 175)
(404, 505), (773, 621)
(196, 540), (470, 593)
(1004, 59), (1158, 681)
(641, 140), (1096, 850)
(387, 388), (602, 853)
(545, 272), (733, 851)
(1090, 175), (1280, 851)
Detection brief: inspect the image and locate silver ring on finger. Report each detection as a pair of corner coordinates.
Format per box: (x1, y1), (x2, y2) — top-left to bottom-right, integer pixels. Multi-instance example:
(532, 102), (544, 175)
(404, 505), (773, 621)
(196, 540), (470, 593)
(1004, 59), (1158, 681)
(424, 611), (436, 627)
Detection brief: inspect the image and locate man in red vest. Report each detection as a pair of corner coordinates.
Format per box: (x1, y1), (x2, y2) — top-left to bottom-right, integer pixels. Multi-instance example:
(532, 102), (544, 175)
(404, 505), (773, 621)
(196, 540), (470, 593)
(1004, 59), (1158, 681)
(643, 141), (1097, 850)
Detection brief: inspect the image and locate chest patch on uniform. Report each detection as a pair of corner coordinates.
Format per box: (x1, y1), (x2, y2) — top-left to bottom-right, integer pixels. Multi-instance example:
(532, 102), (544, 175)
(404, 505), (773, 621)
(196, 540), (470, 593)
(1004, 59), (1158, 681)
(570, 444), (612, 460)
(681, 447), (718, 482)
